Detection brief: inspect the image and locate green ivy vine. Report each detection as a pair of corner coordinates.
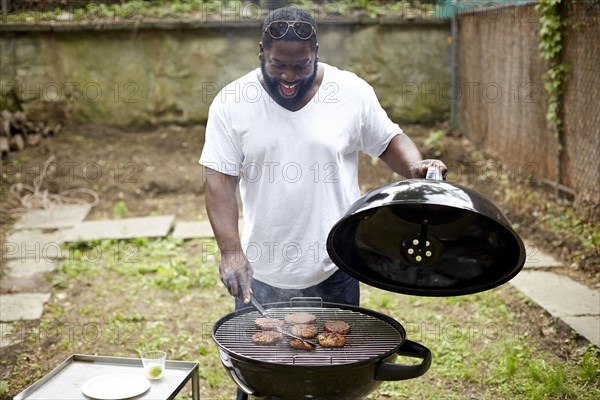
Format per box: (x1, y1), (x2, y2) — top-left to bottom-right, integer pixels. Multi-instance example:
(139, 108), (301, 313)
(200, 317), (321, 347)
(536, 0), (567, 152)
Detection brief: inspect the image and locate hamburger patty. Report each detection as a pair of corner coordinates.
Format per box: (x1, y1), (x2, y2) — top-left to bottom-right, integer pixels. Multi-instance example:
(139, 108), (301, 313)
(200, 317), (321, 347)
(323, 320), (351, 335)
(285, 312), (317, 325)
(252, 331), (282, 345)
(254, 317), (284, 331)
(288, 338), (316, 351)
(317, 332), (346, 348)
(290, 324), (318, 338)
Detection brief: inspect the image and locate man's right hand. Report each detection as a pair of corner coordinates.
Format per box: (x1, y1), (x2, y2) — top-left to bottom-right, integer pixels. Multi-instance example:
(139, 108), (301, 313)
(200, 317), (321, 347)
(219, 253), (253, 304)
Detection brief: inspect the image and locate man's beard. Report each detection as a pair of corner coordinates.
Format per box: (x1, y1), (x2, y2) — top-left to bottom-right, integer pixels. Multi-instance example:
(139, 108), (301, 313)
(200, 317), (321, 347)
(260, 59), (318, 109)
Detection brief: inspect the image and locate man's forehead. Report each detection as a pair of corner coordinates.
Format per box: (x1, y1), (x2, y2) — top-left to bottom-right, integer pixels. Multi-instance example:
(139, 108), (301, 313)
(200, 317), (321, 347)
(269, 56), (311, 65)
(264, 40), (315, 56)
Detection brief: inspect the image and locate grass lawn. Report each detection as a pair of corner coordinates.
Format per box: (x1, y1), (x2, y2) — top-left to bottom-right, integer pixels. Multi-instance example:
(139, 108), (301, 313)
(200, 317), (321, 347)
(2, 237), (598, 400)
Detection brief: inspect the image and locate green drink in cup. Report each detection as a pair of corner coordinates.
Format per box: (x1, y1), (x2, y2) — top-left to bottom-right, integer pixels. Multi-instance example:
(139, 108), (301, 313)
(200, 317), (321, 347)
(141, 350), (167, 380)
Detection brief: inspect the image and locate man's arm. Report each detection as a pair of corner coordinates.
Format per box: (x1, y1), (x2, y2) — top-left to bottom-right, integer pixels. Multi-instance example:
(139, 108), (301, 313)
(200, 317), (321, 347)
(379, 133), (447, 179)
(204, 167), (253, 304)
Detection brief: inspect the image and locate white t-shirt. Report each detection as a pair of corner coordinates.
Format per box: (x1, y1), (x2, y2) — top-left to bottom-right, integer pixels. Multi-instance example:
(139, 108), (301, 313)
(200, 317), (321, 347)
(199, 63), (401, 289)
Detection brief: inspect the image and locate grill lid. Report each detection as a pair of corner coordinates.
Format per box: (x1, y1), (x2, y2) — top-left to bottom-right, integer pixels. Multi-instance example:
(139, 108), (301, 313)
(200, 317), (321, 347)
(326, 179), (526, 297)
(213, 306), (403, 366)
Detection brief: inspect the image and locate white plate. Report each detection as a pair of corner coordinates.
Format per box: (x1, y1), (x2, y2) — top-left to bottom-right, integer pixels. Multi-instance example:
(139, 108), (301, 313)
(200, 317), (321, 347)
(81, 373), (150, 400)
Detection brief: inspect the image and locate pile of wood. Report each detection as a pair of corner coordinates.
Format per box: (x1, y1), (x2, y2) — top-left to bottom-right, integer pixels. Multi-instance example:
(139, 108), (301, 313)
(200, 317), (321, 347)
(0, 110), (61, 158)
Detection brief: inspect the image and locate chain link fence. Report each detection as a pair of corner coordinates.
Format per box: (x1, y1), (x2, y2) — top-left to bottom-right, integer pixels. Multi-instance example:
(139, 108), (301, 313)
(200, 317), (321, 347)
(561, 1), (600, 218)
(457, 1), (599, 220)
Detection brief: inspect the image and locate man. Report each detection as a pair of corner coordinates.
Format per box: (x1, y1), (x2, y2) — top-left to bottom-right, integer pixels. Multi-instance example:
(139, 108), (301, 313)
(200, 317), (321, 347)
(200, 5), (445, 379)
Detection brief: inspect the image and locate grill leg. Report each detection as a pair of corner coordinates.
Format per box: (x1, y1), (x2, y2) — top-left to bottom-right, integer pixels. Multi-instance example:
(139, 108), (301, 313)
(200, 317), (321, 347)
(236, 388), (248, 400)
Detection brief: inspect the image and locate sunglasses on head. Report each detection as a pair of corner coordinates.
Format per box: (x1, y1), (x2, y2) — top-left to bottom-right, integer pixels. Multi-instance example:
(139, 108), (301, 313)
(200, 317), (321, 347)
(263, 20), (317, 40)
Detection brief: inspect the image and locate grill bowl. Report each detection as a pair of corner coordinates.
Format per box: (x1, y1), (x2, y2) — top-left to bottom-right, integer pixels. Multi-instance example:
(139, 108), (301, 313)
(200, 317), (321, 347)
(212, 301), (431, 400)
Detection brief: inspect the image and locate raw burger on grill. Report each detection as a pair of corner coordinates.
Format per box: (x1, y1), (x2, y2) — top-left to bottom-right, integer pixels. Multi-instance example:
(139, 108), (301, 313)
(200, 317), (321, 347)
(254, 317), (284, 331)
(288, 338), (316, 351)
(323, 320), (351, 335)
(317, 332), (346, 347)
(252, 331), (283, 345)
(285, 312), (317, 325)
(290, 324), (318, 338)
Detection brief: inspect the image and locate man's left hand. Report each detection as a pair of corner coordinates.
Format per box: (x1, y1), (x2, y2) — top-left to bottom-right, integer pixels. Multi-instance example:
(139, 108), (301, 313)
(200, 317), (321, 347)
(418, 159), (448, 179)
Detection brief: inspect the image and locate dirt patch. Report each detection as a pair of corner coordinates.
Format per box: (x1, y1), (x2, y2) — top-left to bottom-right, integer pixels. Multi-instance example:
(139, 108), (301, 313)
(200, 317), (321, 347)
(1, 124), (206, 226)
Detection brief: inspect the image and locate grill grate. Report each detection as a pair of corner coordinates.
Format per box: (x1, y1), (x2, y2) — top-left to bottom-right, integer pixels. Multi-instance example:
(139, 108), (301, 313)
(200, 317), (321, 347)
(214, 306), (402, 366)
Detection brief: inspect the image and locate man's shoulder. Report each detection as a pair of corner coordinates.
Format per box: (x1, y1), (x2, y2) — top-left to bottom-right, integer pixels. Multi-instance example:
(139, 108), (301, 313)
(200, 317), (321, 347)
(208, 69), (261, 110)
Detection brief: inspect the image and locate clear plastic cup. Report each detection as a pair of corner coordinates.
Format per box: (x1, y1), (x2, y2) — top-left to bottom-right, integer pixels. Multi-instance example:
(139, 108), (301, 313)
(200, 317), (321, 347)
(141, 350), (167, 380)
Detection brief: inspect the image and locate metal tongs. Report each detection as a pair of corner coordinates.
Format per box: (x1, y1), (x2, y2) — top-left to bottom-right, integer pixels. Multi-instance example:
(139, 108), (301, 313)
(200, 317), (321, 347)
(250, 295), (317, 348)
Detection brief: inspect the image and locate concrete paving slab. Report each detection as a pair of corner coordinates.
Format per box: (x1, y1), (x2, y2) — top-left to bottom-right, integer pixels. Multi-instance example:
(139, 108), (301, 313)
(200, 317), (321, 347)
(0, 272), (52, 294)
(523, 241), (564, 268)
(0, 292), (51, 321)
(13, 204), (91, 230)
(510, 271), (600, 317)
(172, 221), (214, 239)
(172, 219), (244, 239)
(62, 215), (175, 242)
(561, 316), (600, 347)
(1, 259), (57, 294)
(4, 230), (66, 260)
(3, 258), (58, 278)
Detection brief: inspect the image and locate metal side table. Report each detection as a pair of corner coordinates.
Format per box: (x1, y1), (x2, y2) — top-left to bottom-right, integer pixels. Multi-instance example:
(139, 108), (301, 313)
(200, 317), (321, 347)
(14, 354), (199, 400)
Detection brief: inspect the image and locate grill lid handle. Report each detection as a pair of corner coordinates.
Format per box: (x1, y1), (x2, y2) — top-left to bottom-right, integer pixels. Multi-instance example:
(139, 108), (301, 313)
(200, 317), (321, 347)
(375, 339), (432, 381)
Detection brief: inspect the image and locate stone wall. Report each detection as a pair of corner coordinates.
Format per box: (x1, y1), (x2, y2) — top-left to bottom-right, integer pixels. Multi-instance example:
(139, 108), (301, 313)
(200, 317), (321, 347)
(0, 19), (450, 126)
